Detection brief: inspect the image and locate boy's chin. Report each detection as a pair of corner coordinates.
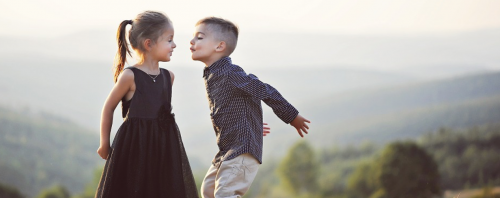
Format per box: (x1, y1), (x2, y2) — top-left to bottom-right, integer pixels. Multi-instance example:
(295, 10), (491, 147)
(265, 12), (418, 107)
(191, 56), (201, 61)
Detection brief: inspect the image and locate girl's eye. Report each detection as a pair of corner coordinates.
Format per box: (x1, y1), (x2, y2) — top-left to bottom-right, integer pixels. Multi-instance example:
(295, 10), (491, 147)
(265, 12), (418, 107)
(197, 37), (203, 40)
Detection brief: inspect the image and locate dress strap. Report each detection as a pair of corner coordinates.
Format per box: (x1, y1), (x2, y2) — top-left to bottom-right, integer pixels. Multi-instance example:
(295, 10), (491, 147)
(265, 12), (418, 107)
(160, 68), (173, 109)
(161, 68), (172, 86)
(124, 66), (136, 70)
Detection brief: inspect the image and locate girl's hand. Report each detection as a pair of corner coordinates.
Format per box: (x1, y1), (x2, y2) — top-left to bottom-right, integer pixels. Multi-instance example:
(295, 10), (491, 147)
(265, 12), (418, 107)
(290, 114), (311, 138)
(263, 123), (271, 136)
(97, 145), (110, 160)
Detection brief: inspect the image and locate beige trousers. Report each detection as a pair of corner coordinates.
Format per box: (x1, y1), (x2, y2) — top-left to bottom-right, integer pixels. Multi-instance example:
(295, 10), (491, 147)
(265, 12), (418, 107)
(201, 153), (260, 198)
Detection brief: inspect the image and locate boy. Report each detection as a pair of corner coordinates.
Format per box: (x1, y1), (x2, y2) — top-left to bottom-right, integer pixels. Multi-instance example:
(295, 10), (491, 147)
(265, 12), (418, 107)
(190, 17), (310, 198)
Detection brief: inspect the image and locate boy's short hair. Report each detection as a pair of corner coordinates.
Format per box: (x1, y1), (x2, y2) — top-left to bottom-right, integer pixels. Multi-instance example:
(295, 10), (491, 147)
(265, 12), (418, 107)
(196, 17), (239, 55)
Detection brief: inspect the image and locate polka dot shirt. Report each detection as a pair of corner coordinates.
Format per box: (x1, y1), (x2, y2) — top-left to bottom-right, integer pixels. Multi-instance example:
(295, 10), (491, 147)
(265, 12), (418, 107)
(203, 57), (299, 167)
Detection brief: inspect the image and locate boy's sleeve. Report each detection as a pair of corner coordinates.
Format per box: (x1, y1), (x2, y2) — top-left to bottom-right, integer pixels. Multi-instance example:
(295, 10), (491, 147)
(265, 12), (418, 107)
(229, 68), (299, 124)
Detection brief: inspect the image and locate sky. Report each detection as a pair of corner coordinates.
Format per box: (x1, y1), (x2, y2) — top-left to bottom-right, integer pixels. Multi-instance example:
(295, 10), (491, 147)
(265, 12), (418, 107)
(1, 0), (500, 37)
(0, 0), (499, 71)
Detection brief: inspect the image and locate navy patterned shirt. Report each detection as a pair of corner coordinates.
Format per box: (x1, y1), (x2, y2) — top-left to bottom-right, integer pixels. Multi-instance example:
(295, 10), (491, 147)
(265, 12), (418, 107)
(203, 57), (299, 167)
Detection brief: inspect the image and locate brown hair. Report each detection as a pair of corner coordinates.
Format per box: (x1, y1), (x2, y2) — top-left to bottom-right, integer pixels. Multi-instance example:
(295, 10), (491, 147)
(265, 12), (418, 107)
(196, 17), (239, 55)
(113, 11), (172, 83)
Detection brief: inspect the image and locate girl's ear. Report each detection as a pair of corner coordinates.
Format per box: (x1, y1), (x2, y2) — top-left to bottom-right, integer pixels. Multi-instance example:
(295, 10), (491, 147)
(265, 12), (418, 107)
(143, 39), (152, 51)
(215, 41), (226, 52)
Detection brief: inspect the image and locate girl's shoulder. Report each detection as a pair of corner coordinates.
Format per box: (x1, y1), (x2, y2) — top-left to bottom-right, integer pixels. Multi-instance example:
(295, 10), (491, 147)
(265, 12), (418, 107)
(116, 68), (135, 85)
(121, 68), (135, 77)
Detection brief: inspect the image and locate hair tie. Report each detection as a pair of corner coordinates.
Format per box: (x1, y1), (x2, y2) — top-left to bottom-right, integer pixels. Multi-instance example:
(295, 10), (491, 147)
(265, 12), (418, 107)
(127, 20), (133, 25)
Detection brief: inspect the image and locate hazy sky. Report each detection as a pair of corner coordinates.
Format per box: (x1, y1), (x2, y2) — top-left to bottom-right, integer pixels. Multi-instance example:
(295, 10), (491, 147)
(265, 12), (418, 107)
(1, 0), (500, 37)
(1, 0), (499, 72)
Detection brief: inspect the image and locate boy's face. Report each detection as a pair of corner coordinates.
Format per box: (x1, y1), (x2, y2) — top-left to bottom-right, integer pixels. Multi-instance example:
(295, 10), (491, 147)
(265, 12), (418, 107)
(190, 24), (220, 64)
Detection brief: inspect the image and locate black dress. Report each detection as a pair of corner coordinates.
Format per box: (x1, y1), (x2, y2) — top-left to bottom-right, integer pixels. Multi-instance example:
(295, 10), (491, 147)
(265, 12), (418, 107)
(95, 67), (198, 198)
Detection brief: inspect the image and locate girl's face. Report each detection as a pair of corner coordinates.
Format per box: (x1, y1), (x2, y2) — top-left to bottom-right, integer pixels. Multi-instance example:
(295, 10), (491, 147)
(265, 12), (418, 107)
(151, 27), (176, 62)
(190, 24), (219, 64)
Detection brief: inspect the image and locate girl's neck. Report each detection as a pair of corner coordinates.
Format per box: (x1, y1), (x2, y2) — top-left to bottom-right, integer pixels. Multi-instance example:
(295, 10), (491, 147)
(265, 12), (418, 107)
(135, 57), (160, 73)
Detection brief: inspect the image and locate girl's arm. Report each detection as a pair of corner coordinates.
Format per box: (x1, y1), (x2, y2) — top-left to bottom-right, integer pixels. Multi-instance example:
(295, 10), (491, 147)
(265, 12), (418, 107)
(97, 69), (135, 160)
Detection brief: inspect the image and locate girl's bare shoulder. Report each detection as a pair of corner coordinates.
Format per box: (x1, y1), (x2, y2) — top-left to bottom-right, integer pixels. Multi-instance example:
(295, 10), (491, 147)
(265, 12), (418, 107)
(116, 69), (135, 85)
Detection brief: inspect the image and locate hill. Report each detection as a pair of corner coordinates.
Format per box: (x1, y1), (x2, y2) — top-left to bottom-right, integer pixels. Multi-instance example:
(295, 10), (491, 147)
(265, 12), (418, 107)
(261, 71), (500, 157)
(0, 106), (102, 197)
(248, 122), (500, 197)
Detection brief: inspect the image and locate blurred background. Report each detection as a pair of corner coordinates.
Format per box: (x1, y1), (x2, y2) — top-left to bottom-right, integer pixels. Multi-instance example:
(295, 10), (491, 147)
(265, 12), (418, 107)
(1, 0), (500, 197)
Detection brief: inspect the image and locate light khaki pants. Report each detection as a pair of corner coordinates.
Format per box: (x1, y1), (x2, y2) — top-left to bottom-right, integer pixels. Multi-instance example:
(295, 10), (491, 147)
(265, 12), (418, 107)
(201, 153), (260, 198)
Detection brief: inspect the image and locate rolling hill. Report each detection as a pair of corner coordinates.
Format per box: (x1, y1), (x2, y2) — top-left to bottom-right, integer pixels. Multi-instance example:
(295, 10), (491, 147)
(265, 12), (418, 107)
(261, 71), (500, 157)
(0, 106), (102, 197)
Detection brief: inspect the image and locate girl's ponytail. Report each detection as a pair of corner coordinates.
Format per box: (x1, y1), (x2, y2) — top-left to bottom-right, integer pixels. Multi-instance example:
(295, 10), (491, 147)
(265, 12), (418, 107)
(112, 11), (171, 82)
(113, 20), (133, 83)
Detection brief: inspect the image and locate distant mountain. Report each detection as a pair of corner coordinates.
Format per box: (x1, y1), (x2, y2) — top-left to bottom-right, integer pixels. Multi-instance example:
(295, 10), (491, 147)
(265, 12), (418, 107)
(237, 28), (500, 77)
(309, 71), (500, 123)
(260, 71), (500, 157)
(0, 106), (102, 197)
(1, 27), (499, 75)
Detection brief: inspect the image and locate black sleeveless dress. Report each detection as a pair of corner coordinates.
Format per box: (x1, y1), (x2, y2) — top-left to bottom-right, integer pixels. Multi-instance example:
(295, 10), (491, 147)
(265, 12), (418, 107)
(95, 67), (199, 198)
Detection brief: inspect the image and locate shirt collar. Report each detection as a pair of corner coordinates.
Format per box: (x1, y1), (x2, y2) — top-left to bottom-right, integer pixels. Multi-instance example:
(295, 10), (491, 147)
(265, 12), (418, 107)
(203, 56), (232, 78)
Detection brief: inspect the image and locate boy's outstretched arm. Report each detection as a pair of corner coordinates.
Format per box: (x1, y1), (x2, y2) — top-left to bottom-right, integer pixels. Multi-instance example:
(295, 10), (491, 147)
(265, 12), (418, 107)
(290, 115), (311, 138)
(230, 69), (298, 122)
(230, 67), (311, 138)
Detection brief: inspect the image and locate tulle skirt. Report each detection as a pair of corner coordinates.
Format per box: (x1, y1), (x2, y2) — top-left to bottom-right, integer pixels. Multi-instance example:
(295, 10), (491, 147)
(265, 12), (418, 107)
(95, 113), (198, 198)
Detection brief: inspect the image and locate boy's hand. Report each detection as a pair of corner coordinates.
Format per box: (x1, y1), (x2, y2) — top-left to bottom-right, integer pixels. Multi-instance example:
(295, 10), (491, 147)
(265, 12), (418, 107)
(97, 144), (110, 160)
(263, 123), (271, 136)
(290, 115), (310, 138)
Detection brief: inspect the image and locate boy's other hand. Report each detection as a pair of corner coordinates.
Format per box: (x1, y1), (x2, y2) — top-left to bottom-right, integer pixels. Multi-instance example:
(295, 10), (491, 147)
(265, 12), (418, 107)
(290, 115), (310, 138)
(263, 123), (271, 136)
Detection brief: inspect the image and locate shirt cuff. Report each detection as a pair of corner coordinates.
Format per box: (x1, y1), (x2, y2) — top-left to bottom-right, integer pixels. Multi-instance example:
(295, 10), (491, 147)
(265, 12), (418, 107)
(281, 108), (299, 124)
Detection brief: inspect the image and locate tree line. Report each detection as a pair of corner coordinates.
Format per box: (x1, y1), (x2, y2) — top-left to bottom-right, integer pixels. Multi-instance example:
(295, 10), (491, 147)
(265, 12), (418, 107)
(249, 123), (500, 198)
(2, 123), (499, 198)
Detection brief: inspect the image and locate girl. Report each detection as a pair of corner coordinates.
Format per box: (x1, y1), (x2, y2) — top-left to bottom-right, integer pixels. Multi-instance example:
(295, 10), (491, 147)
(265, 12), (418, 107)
(95, 11), (198, 197)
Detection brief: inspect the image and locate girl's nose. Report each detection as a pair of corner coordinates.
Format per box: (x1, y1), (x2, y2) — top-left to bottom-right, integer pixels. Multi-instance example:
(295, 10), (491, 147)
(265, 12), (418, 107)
(190, 39), (194, 45)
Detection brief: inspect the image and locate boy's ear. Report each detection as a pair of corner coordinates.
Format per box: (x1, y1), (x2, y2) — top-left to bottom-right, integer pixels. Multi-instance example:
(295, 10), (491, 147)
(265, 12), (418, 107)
(215, 41), (226, 52)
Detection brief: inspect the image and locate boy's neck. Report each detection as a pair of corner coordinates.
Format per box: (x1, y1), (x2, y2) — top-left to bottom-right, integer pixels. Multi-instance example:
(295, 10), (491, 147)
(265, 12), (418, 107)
(204, 55), (228, 68)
